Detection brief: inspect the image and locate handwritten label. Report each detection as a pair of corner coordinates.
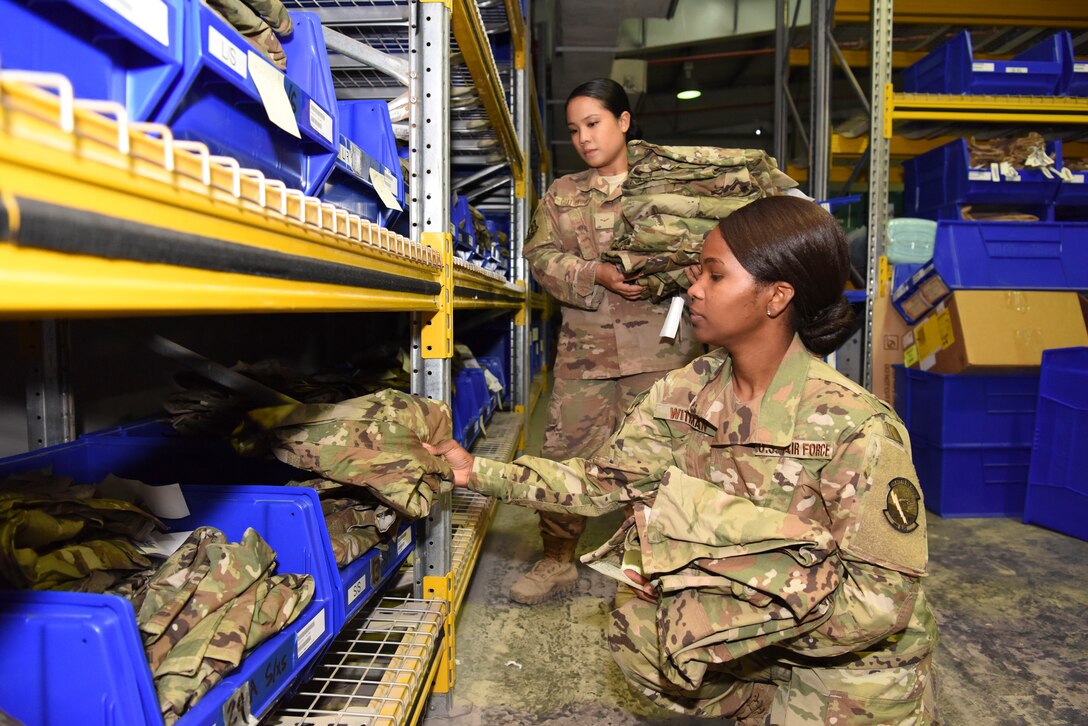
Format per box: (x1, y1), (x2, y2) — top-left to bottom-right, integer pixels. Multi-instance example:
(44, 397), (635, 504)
(222, 682), (253, 726)
(208, 26), (247, 79)
(968, 170), (992, 181)
(348, 572), (368, 605)
(1075, 63), (1088, 73)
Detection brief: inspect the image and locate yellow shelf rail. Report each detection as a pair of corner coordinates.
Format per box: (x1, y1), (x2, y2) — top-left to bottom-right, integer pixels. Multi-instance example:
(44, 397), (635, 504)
(833, 0), (1088, 28)
(883, 87), (1088, 138)
(451, 0), (525, 195)
(0, 71), (441, 317)
(452, 259), (525, 310)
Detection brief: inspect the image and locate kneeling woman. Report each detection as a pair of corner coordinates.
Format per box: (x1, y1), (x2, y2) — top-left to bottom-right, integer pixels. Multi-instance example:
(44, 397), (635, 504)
(429, 195), (938, 725)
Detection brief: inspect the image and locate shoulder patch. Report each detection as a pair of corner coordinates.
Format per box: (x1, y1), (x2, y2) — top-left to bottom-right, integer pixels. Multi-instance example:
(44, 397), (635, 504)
(883, 478), (921, 533)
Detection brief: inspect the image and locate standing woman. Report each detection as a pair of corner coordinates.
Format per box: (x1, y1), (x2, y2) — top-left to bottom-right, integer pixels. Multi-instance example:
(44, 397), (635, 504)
(429, 196), (938, 723)
(511, 78), (702, 605)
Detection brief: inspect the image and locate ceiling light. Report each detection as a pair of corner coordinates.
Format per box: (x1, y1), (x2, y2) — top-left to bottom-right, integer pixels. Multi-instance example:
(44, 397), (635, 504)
(676, 61), (702, 101)
(755, 127), (762, 136)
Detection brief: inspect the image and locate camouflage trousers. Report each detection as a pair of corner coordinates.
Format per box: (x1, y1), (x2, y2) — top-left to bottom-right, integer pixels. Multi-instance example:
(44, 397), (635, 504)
(609, 597), (939, 724)
(538, 371), (669, 541)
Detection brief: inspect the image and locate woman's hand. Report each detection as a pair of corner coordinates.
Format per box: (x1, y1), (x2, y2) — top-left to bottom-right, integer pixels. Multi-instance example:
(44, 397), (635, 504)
(624, 568), (659, 603)
(595, 263), (645, 300)
(423, 439), (474, 488)
(682, 263), (702, 287)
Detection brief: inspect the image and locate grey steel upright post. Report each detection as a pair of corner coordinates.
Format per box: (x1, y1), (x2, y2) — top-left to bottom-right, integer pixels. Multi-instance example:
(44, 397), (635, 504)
(512, 2), (532, 449)
(23, 320), (74, 450)
(864, 0), (893, 390)
(773, 0), (789, 167)
(808, 0), (832, 202)
(409, 0), (452, 701)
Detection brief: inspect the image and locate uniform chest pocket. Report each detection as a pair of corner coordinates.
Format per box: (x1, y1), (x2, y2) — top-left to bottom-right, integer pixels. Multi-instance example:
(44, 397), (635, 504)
(552, 194), (600, 259)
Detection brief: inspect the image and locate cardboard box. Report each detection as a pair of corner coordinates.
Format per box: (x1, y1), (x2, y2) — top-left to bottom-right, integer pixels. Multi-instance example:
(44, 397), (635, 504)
(903, 290), (1088, 374)
(871, 289), (911, 407)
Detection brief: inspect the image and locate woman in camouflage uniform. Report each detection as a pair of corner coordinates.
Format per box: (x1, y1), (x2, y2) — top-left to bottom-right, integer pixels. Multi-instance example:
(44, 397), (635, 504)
(511, 78), (701, 605)
(430, 196), (938, 724)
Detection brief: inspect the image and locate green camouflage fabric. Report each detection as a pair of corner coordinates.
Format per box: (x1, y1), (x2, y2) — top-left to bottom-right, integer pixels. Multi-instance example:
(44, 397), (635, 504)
(0, 472), (162, 592)
(525, 168), (701, 380)
(206, 0), (293, 71)
(166, 356), (404, 436)
(134, 526), (313, 724)
(603, 141), (799, 301)
(539, 371), (671, 540)
(287, 479), (399, 564)
(469, 205), (495, 256)
(468, 335), (937, 722)
(232, 389), (454, 518)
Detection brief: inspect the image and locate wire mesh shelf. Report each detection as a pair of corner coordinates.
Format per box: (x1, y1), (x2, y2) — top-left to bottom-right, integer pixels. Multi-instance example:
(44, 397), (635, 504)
(268, 596), (447, 726)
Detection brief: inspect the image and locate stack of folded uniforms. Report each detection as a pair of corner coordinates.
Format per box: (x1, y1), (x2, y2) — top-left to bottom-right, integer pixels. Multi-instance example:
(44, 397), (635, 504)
(604, 141), (799, 301)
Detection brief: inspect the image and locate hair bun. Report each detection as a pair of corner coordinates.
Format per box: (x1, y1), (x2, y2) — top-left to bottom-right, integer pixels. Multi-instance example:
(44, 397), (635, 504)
(799, 296), (857, 356)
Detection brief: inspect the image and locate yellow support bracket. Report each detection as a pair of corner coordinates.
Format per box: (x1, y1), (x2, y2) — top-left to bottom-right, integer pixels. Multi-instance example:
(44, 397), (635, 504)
(424, 573), (455, 693)
(421, 232), (453, 359)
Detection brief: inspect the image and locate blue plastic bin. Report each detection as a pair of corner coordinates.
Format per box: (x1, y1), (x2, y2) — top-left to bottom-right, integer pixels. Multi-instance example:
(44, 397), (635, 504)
(453, 367), (488, 447)
(903, 138), (1060, 219)
(1054, 139), (1088, 210)
(891, 220), (1088, 324)
(892, 366), (1039, 447)
(902, 29), (1072, 96)
(893, 365), (1035, 518)
(1070, 58), (1088, 97)
(0, 436), (338, 725)
(0, 0), (183, 121)
(1025, 347), (1088, 540)
(154, 8), (337, 194)
(451, 195), (477, 261)
(82, 418), (415, 623)
(318, 100), (405, 226)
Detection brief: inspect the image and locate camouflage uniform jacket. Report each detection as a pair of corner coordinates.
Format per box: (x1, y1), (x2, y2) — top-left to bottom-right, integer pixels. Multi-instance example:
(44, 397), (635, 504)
(470, 335), (935, 685)
(525, 169), (701, 379)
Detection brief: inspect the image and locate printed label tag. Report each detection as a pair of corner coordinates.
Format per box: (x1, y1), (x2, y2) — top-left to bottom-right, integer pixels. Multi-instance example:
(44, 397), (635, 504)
(903, 344), (919, 368)
(1071, 174), (1085, 184)
(348, 572), (368, 604)
(1005, 66), (1029, 74)
(309, 100), (334, 144)
(208, 26), (247, 79)
(937, 308), (955, 349)
(972, 62), (995, 72)
(97, 0), (169, 47)
(296, 609), (326, 659)
(1076, 63), (1088, 73)
(398, 527), (413, 555)
(968, 170), (992, 181)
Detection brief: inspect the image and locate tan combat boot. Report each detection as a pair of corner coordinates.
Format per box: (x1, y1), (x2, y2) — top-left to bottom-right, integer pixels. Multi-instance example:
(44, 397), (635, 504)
(508, 535), (579, 605)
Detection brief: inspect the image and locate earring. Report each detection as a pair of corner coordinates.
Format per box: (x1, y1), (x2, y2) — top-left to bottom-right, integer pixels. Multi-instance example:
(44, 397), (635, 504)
(766, 308), (773, 317)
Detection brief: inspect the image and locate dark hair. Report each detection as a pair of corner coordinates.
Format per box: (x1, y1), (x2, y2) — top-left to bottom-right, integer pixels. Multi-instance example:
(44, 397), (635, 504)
(565, 78), (643, 141)
(717, 196), (856, 356)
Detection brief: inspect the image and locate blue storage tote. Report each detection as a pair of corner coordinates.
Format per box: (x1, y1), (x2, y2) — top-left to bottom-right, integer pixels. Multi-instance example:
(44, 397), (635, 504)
(1054, 139), (1088, 210)
(82, 418), (416, 623)
(1070, 58), (1088, 97)
(318, 100), (405, 227)
(903, 138), (1060, 219)
(0, 436), (338, 725)
(453, 367), (488, 447)
(0, 0), (183, 121)
(902, 29), (1072, 96)
(911, 441), (1031, 518)
(154, 8), (337, 194)
(451, 194), (476, 261)
(1025, 347), (1088, 540)
(893, 366), (1040, 448)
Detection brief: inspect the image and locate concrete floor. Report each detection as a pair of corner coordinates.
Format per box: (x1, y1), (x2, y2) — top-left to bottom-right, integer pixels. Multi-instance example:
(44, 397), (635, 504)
(423, 382), (1088, 726)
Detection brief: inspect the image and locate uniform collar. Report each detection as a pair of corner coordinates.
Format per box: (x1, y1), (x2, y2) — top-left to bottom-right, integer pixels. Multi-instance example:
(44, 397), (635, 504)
(572, 168), (624, 201)
(690, 335), (813, 447)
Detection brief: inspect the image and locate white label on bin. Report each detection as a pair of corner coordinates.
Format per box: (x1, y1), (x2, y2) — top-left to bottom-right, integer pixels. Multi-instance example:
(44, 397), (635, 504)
(1076, 63), (1088, 73)
(968, 170), (992, 181)
(1005, 66), (1029, 74)
(296, 608), (326, 658)
(398, 527), (413, 555)
(369, 167), (404, 211)
(347, 572), (368, 604)
(972, 62), (996, 72)
(97, 474), (190, 519)
(97, 0), (170, 47)
(209, 26), (247, 79)
(309, 100), (334, 144)
(222, 682), (253, 726)
(1071, 174), (1086, 184)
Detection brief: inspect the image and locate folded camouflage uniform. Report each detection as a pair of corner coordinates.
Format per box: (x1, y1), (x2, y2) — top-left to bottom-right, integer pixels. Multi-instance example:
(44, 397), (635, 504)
(604, 141), (798, 301)
(0, 472), (162, 592)
(133, 526), (313, 725)
(289, 479), (400, 566)
(233, 389), (454, 519)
